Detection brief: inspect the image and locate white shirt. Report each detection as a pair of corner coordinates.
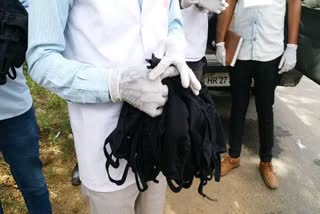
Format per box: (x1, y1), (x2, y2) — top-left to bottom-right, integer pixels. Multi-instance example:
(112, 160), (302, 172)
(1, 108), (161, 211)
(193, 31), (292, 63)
(181, 6), (208, 62)
(231, 0), (286, 62)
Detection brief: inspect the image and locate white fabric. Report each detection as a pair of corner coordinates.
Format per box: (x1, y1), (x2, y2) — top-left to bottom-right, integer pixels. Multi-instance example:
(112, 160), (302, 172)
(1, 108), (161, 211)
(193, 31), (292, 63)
(231, 0), (286, 62)
(197, 0), (229, 14)
(181, 0), (200, 9)
(68, 103), (124, 192)
(181, 5), (208, 62)
(216, 42), (226, 66)
(243, 0), (273, 8)
(181, 0), (229, 14)
(0, 67), (33, 120)
(109, 65), (168, 117)
(64, 0), (169, 192)
(278, 44), (298, 74)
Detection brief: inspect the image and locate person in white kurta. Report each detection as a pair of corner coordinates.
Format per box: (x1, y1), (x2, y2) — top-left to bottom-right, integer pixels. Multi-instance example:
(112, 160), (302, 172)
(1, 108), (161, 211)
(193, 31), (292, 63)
(27, 0), (202, 213)
(180, 0), (228, 80)
(181, 5), (209, 80)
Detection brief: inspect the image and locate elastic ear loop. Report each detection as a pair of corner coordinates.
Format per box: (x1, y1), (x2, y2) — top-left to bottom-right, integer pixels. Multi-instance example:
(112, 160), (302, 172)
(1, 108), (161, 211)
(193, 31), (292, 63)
(130, 134), (149, 192)
(105, 160), (130, 186)
(167, 178), (183, 193)
(198, 116), (217, 202)
(103, 139), (119, 168)
(182, 176), (193, 189)
(104, 139), (129, 186)
(167, 123), (191, 193)
(202, 103), (222, 182)
(134, 168), (148, 192)
(8, 66), (17, 80)
(167, 155), (188, 193)
(196, 103), (217, 201)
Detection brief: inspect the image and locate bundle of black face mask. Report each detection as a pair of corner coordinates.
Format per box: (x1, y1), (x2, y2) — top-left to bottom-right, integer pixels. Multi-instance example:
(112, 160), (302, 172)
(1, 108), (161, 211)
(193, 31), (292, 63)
(104, 60), (226, 200)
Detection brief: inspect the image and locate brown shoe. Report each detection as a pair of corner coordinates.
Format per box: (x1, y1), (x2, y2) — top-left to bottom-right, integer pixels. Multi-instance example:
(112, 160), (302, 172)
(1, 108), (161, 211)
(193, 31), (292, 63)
(259, 162), (279, 189)
(221, 154), (240, 176)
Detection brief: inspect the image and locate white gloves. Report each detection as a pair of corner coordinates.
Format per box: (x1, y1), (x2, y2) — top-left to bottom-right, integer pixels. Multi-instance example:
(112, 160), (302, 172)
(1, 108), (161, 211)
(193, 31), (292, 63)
(149, 39), (202, 96)
(109, 65), (168, 117)
(181, 0), (197, 9)
(216, 42), (226, 66)
(181, 0), (229, 14)
(278, 44), (298, 74)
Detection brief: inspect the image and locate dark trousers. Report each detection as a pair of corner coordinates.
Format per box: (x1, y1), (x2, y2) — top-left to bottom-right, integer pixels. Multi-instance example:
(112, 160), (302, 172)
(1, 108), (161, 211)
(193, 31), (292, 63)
(187, 57), (207, 80)
(229, 57), (281, 162)
(0, 107), (52, 214)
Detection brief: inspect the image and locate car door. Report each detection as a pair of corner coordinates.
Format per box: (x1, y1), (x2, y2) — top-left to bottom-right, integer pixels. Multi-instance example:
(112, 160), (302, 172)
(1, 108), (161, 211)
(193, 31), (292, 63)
(296, 3), (320, 85)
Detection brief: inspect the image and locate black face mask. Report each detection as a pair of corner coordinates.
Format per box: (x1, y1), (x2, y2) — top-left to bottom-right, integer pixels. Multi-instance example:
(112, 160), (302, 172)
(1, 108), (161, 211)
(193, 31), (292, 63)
(104, 55), (226, 200)
(0, 0), (28, 85)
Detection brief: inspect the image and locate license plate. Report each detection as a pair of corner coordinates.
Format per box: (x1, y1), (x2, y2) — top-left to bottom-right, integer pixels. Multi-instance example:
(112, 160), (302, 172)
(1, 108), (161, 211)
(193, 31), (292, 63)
(203, 73), (230, 87)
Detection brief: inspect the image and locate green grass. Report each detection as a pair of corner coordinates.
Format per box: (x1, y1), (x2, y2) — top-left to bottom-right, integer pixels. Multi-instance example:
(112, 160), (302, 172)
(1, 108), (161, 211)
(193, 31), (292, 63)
(0, 68), (78, 213)
(24, 68), (72, 144)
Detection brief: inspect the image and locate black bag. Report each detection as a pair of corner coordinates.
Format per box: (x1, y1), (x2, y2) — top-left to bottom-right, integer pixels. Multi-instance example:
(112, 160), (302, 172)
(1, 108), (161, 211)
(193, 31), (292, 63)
(0, 0), (28, 85)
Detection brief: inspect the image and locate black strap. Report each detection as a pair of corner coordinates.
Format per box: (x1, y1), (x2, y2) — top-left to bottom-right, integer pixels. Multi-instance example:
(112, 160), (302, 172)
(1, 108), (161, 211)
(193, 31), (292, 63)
(134, 168), (148, 192)
(130, 131), (149, 192)
(8, 66), (17, 80)
(182, 178), (193, 189)
(104, 138), (130, 186)
(167, 178), (183, 193)
(197, 178), (217, 202)
(104, 140), (120, 168)
(105, 160), (130, 186)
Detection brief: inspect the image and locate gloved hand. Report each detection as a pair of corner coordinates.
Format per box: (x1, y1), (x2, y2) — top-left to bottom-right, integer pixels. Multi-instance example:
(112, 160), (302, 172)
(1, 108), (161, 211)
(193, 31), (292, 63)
(109, 65), (168, 117)
(148, 39), (202, 96)
(181, 0), (229, 14)
(278, 44), (298, 74)
(216, 42), (226, 66)
(181, 0), (198, 9)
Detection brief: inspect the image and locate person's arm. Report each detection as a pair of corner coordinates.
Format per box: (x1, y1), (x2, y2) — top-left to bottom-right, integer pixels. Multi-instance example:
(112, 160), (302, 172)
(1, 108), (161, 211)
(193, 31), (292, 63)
(215, 0), (236, 66)
(168, 0), (185, 44)
(216, 0), (237, 43)
(27, 0), (111, 104)
(287, 0), (301, 45)
(278, 0), (301, 73)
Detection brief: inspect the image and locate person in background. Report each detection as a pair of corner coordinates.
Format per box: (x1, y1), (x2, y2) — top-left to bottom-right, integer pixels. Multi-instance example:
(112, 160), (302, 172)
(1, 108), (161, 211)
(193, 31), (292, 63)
(0, 0), (52, 213)
(216, 0), (301, 189)
(180, 0), (229, 80)
(27, 0), (201, 213)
